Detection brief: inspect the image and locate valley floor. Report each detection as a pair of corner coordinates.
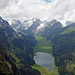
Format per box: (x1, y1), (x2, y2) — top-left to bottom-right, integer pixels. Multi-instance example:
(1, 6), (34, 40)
(33, 35), (59, 75)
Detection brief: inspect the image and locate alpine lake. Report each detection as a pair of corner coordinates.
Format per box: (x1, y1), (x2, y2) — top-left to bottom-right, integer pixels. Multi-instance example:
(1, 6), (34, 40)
(34, 52), (54, 72)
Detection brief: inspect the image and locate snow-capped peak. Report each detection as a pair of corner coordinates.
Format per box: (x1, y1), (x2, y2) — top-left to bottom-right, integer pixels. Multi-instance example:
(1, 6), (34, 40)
(37, 23), (45, 31)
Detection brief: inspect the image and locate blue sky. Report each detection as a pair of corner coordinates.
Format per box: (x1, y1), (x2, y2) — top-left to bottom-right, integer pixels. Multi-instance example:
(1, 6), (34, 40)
(44, 0), (51, 2)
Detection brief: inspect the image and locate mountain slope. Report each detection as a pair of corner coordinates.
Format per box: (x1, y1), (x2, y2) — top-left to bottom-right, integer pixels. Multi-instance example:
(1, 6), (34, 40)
(10, 20), (22, 31)
(37, 20), (63, 40)
(0, 17), (18, 50)
(0, 47), (19, 75)
(0, 17), (41, 75)
(52, 24), (75, 75)
(24, 19), (42, 34)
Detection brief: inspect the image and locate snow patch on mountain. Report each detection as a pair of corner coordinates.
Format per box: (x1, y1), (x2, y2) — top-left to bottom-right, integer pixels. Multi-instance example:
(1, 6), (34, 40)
(37, 23), (45, 30)
(23, 20), (33, 30)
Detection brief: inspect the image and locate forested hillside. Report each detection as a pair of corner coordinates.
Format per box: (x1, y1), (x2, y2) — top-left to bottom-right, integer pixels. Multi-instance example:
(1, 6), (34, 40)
(52, 31), (75, 75)
(51, 24), (75, 75)
(0, 17), (41, 75)
(0, 46), (20, 75)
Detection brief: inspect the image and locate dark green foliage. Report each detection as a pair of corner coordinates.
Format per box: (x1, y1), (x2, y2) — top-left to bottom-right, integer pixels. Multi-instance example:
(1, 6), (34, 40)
(20, 68), (41, 75)
(0, 18), (18, 50)
(8, 32), (41, 75)
(11, 33), (36, 65)
(58, 63), (75, 75)
(52, 31), (75, 75)
(53, 31), (75, 57)
(12, 38), (26, 50)
(0, 31), (40, 75)
(0, 47), (19, 75)
(0, 28), (10, 50)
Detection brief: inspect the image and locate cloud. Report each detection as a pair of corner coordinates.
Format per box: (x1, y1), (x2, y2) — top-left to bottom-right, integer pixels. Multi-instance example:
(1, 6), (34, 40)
(43, 0), (53, 3)
(0, 0), (75, 24)
(0, 0), (11, 9)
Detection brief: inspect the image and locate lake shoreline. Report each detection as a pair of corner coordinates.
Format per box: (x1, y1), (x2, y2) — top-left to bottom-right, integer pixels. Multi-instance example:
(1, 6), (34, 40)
(34, 52), (54, 72)
(32, 52), (59, 75)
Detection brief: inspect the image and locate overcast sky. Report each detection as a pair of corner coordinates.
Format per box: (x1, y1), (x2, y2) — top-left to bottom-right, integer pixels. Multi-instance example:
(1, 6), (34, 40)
(0, 0), (75, 24)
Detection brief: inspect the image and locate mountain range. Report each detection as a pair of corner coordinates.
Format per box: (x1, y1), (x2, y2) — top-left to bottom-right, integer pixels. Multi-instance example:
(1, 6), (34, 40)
(9, 18), (74, 34)
(0, 16), (75, 75)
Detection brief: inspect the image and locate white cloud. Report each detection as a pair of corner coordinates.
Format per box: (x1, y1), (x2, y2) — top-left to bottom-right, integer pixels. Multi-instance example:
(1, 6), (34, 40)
(0, 0), (10, 9)
(0, 0), (75, 25)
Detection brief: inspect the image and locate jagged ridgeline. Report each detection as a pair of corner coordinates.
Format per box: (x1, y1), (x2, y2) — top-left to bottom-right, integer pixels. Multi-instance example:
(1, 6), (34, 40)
(0, 17), (41, 75)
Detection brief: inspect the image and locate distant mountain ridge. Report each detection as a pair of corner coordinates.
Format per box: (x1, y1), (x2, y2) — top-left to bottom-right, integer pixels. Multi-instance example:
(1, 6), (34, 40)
(9, 18), (75, 35)
(66, 21), (74, 26)
(9, 18), (37, 31)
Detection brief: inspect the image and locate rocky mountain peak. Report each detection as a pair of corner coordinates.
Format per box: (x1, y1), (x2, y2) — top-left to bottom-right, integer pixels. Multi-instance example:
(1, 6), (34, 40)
(0, 17), (2, 20)
(0, 17), (17, 39)
(66, 21), (74, 26)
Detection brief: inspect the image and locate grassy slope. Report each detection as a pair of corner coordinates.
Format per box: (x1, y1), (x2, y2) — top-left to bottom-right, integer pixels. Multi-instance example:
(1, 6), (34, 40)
(33, 35), (53, 53)
(33, 35), (59, 75)
(60, 27), (75, 35)
(32, 64), (59, 75)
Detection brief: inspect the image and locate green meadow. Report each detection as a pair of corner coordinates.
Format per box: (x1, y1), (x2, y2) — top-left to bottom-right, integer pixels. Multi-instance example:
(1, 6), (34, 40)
(33, 35), (53, 53)
(60, 27), (75, 35)
(33, 35), (59, 75)
(32, 64), (59, 75)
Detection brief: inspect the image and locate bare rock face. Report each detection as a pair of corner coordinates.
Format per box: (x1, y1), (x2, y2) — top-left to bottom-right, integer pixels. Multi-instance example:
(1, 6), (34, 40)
(9, 18), (62, 35)
(66, 21), (74, 26)
(0, 17), (18, 39)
